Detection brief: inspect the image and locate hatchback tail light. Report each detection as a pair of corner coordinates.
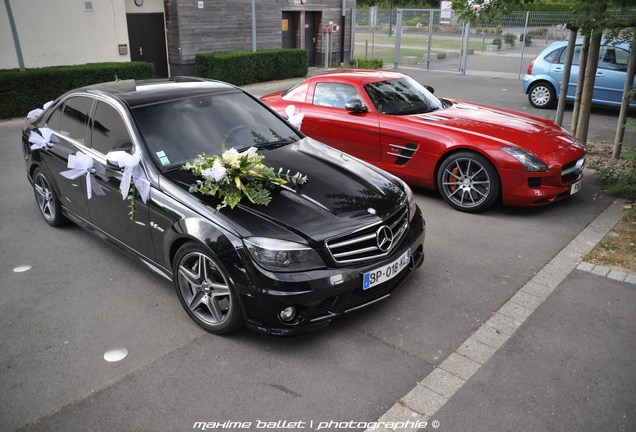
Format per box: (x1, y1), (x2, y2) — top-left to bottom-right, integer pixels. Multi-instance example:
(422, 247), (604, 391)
(527, 59), (535, 74)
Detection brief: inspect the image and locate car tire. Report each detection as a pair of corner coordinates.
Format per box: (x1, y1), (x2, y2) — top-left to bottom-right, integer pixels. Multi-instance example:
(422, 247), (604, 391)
(32, 168), (67, 226)
(528, 82), (556, 108)
(436, 151), (500, 213)
(173, 243), (244, 334)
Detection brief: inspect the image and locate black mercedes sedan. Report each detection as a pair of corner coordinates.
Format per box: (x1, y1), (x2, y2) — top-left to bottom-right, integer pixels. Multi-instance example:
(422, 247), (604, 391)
(22, 77), (425, 336)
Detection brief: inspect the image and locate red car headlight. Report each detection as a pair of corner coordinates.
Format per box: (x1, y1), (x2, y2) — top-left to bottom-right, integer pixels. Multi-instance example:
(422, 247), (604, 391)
(501, 146), (547, 172)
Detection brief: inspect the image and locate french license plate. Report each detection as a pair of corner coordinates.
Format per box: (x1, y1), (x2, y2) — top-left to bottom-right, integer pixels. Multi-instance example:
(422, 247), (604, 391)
(362, 249), (410, 290)
(570, 179), (582, 195)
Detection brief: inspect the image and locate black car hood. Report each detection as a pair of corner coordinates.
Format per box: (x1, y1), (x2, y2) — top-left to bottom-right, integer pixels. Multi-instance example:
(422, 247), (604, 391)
(163, 138), (407, 243)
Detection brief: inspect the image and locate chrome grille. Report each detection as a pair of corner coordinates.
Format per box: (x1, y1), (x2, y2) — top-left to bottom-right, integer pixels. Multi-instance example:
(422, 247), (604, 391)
(561, 157), (585, 183)
(326, 207), (409, 265)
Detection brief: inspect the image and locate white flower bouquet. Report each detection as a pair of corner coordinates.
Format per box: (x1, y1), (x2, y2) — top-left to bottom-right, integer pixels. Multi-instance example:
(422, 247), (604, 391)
(184, 147), (307, 210)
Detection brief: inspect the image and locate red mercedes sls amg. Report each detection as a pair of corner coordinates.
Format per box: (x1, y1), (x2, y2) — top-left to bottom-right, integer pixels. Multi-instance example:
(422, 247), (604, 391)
(261, 70), (586, 213)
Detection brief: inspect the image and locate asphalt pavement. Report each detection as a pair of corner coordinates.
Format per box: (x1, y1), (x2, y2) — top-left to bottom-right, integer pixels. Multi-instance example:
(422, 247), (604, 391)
(1, 68), (634, 432)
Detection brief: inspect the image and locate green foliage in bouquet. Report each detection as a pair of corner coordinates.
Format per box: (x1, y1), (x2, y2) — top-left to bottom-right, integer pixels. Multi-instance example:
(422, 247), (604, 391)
(184, 147), (308, 210)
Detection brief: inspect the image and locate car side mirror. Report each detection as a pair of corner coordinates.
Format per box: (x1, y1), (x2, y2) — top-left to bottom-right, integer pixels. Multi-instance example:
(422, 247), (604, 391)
(106, 149), (131, 170)
(344, 99), (368, 113)
(425, 85), (435, 94)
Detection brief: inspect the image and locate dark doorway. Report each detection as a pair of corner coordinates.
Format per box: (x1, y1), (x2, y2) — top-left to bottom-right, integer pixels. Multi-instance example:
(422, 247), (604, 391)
(126, 13), (169, 78)
(304, 12), (319, 67)
(281, 11), (297, 50)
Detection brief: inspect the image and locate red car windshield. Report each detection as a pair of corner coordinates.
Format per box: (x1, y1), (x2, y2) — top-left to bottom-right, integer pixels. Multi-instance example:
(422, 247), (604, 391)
(364, 76), (444, 115)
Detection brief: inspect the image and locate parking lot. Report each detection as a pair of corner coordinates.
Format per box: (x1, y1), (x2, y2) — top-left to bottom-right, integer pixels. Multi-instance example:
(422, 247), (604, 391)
(0, 70), (631, 431)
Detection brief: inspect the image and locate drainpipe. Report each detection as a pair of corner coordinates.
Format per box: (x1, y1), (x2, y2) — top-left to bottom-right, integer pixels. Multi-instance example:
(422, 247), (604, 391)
(4, 0), (25, 71)
(251, 0), (256, 52)
(340, 0), (345, 65)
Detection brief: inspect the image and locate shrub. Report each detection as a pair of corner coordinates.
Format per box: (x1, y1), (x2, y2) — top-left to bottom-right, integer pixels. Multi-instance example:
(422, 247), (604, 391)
(350, 58), (383, 69)
(436, 51), (447, 60)
(195, 49), (307, 86)
(495, 24), (503, 35)
(519, 33), (533, 45)
(593, 146), (636, 202)
(492, 38), (503, 50)
(504, 33), (516, 46)
(0, 62), (154, 119)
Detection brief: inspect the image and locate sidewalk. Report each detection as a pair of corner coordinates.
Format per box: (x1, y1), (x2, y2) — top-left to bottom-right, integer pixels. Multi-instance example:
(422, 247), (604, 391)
(369, 198), (636, 432)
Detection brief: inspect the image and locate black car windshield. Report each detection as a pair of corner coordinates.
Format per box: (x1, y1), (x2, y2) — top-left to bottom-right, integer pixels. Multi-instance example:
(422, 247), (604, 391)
(364, 76), (444, 115)
(132, 91), (300, 170)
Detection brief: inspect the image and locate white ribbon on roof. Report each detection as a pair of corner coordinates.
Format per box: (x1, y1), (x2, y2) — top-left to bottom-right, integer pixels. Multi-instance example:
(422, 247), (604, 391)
(26, 101), (54, 120)
(106, 150), (150, 203)
(28, 127), (55, 150)
(60, 151), (105, 199)
(285, 105), (305, 130)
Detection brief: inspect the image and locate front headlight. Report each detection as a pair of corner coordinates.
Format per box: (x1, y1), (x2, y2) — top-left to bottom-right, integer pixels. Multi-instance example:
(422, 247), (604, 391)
(399, 179), (417, 222)
(244, 237), (324, 272)
(501, 146), (547, 172)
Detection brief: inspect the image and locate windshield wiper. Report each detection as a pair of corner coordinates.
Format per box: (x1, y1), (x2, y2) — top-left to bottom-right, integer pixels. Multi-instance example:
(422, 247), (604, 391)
(252, 139), (297, 150)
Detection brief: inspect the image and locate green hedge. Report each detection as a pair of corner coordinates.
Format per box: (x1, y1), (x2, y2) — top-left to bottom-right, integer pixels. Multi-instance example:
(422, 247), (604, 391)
(0, 62), (154, 119)
(195, 49), (308, 86)
(349, 58), (384, 69)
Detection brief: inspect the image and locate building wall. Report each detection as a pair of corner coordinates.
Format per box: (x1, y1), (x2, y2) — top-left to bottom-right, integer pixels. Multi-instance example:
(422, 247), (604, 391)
(1, 0), (355, 73)
(0, 0), (131, 70)
(167, 0), (355, 74)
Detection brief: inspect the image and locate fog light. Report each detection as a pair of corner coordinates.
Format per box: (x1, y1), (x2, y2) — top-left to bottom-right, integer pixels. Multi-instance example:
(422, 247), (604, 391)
(279, 306), (297, 322)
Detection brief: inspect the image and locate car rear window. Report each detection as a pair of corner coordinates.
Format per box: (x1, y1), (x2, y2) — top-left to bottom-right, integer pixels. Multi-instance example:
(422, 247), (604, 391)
(546, 48), (564, 64)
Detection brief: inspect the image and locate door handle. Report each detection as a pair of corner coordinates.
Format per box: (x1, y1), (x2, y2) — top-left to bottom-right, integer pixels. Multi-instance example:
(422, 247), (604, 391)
(596, 72), (604, 77)
(553, 67), (563, 72)
(139, 46), (143, 56)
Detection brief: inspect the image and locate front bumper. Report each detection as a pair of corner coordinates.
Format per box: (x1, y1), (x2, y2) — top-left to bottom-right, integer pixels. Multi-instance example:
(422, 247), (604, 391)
(499, 154), (585, 207)
(235, 211), (426, 336)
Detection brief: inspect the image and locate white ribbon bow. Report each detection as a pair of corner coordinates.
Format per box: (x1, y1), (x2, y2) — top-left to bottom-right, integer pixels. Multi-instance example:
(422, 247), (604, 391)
(28, 127), (55, 150)
(106, 150), (150, 203)
(285, 105), (305, 130)
(60, 151), (105, 199)
(27, 101), (54, 120)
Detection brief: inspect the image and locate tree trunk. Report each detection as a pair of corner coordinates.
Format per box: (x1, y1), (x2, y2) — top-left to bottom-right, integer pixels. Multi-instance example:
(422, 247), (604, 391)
(571, 35), (589, 136)
(612, 30), (636, 159)
(575, 30), (602, 144)
(555, 28), (578, 127)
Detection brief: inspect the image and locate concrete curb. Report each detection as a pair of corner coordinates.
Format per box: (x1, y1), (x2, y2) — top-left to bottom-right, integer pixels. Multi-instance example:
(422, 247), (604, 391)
(367, 198), (627, 432)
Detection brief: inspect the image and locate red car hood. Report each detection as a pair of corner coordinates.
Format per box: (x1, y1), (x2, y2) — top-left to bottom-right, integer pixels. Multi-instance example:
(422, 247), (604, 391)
(411, 99), (578, 154)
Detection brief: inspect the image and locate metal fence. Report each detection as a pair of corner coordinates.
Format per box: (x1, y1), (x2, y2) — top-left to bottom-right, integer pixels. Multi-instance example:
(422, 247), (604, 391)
(354, 9), (574, 79)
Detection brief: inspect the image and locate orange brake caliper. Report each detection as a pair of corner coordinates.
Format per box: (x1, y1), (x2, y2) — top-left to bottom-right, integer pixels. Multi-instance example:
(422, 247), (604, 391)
(449, 167), (460, 192)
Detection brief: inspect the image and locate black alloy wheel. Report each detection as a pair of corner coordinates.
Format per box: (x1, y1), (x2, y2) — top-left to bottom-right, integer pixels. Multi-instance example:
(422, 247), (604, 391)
(32, 168), (66, 226)
(173, 243), (243, 334)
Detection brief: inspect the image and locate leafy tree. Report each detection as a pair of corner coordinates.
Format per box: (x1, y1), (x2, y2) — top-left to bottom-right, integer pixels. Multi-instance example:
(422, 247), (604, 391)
(357, 0), (440, 7)
(451, 0), (535, 24)
(453, 0), (636, 158)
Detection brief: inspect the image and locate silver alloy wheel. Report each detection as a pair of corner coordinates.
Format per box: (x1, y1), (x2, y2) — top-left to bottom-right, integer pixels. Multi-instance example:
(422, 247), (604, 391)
(34, 172), (56, 222)
(176, 251), (232, 326)
(530, 84), (553, 108)
(440, 157), (491, 209)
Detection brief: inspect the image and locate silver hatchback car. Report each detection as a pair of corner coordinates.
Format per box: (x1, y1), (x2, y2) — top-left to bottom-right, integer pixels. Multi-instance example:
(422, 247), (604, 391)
(522, 40), (635, 109)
